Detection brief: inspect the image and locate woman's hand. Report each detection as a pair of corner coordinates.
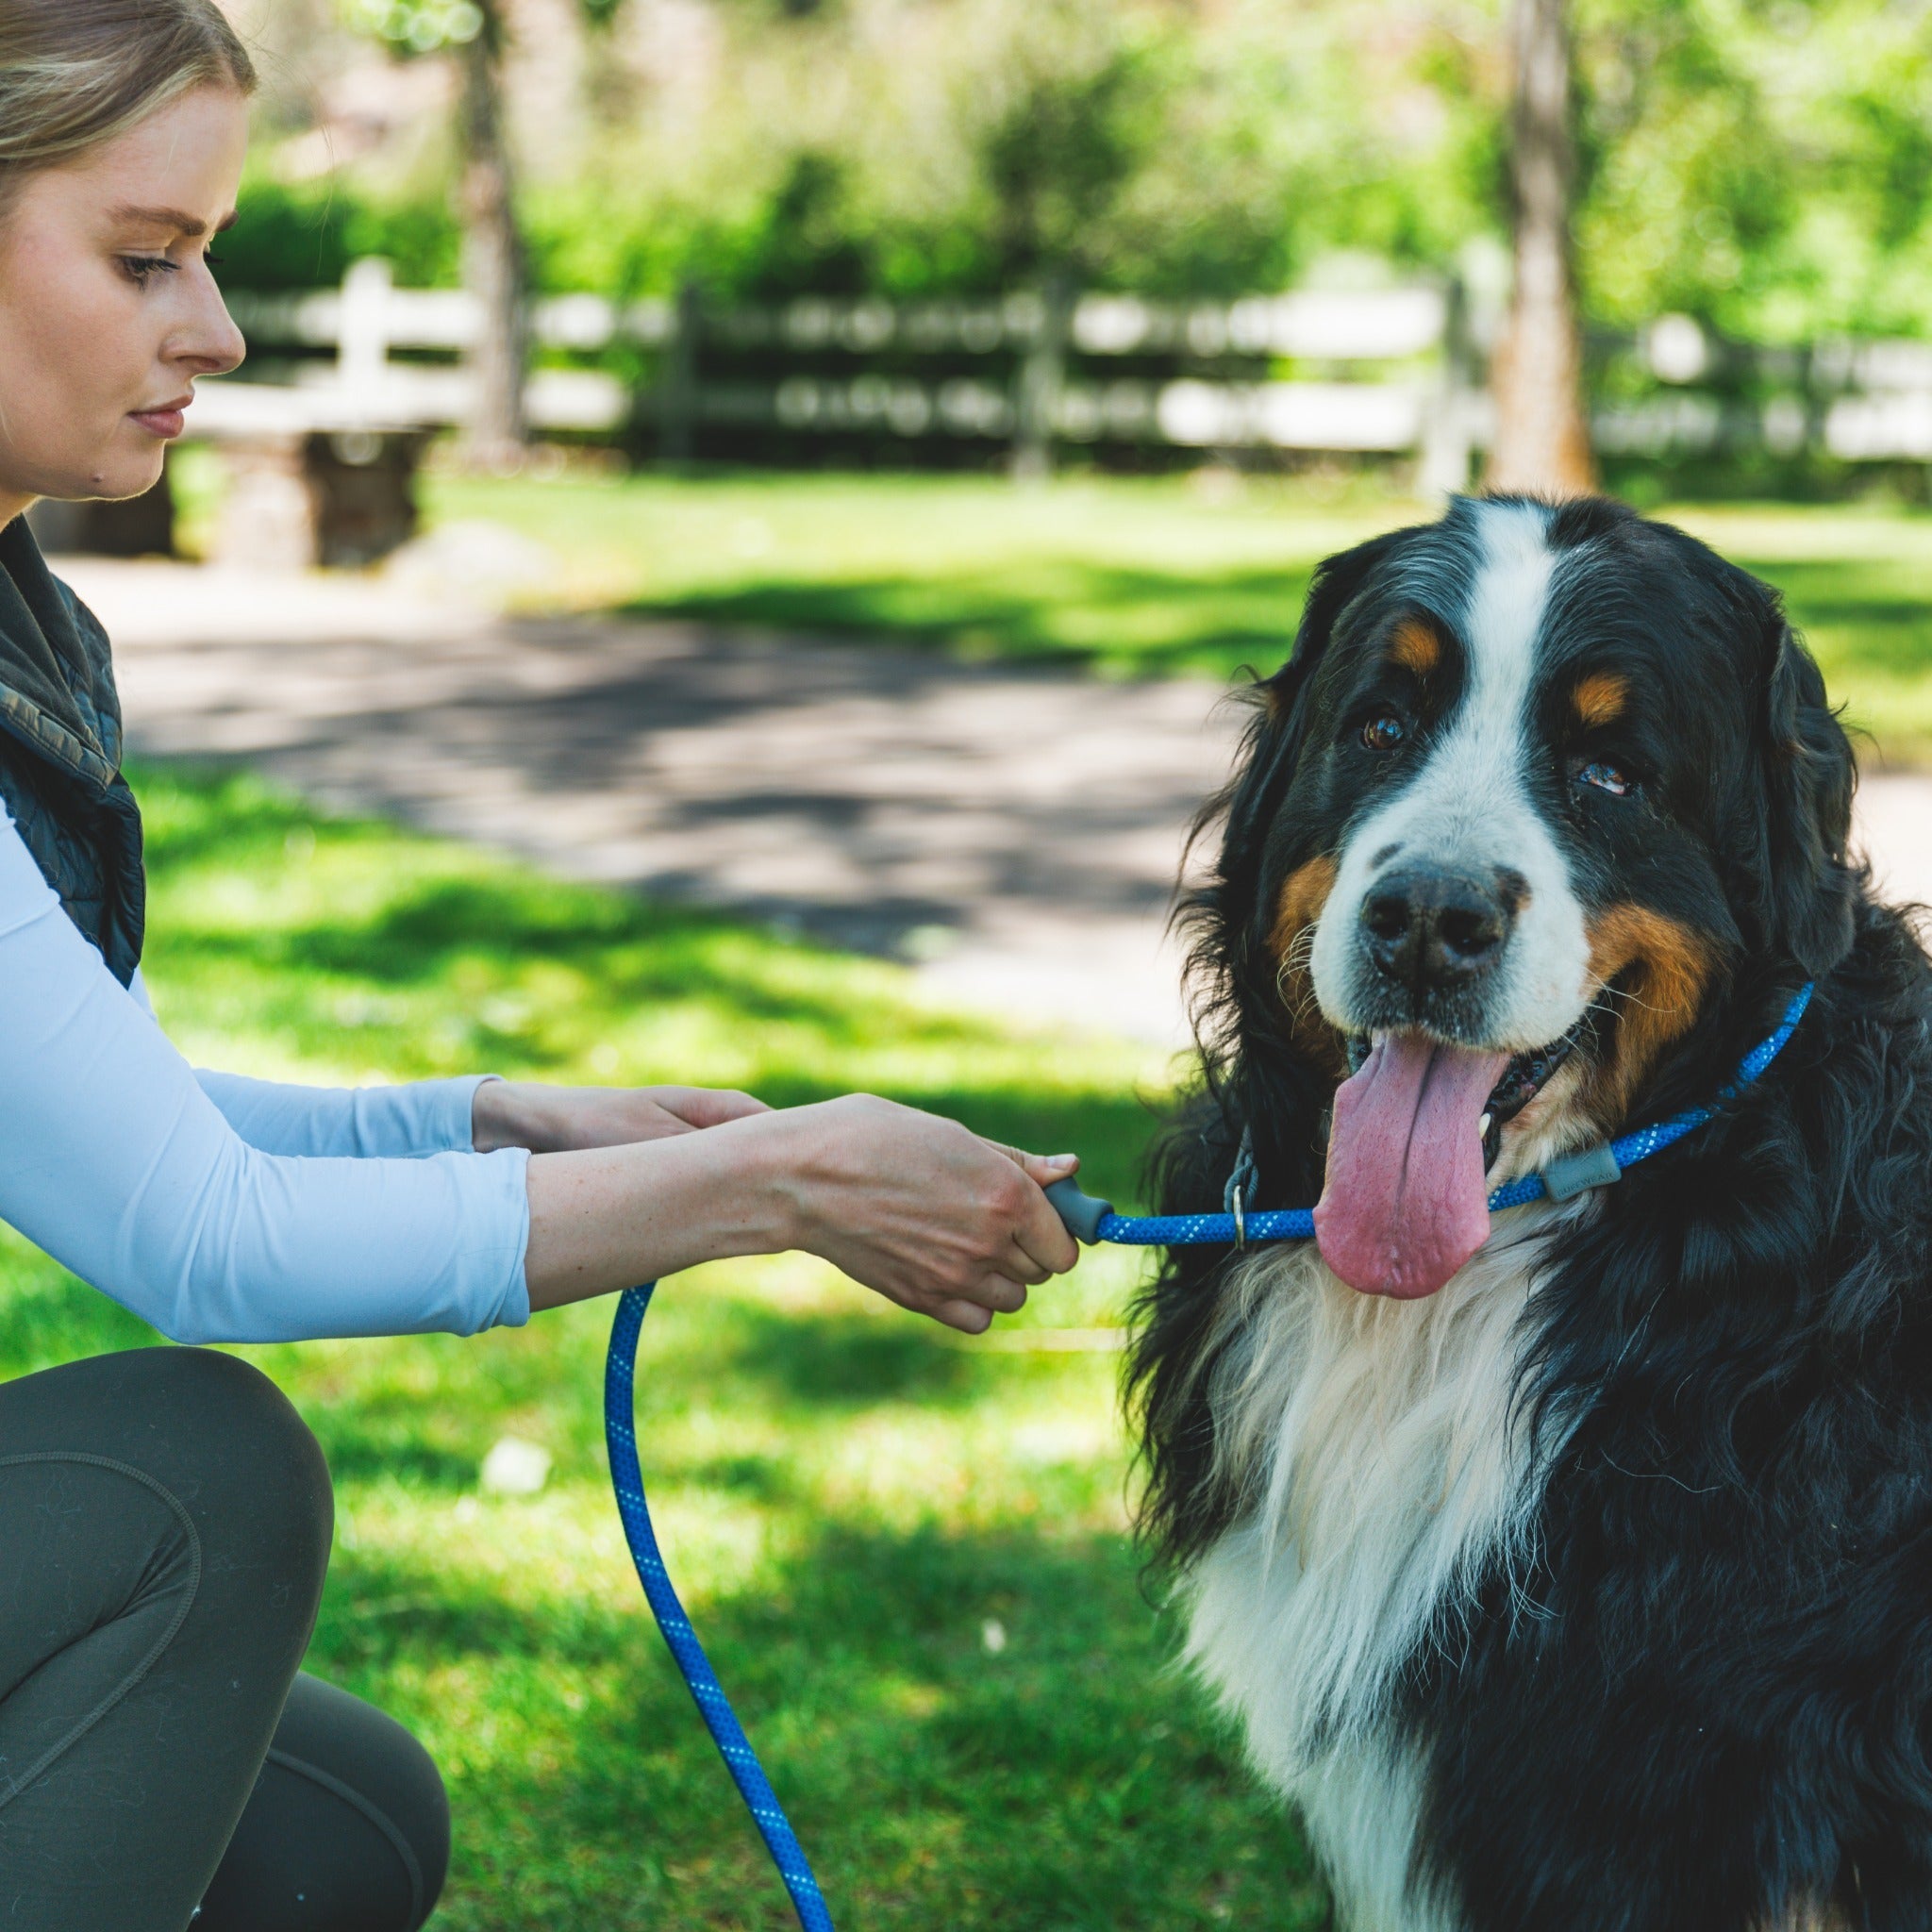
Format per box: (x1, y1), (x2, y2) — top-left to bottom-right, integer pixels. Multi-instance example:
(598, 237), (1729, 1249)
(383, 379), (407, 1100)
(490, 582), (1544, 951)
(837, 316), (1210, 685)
(754, 1094), (1080, 1333)
(520, 1093), (1082, 1332)
(474, 1078), (769, 1155)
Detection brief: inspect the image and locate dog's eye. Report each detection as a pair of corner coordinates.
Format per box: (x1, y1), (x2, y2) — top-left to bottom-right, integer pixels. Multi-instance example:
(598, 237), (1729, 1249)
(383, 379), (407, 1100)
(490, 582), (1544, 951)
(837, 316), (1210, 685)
(1360, 712), (1407, 752)
(1576, 760), (1633, 797)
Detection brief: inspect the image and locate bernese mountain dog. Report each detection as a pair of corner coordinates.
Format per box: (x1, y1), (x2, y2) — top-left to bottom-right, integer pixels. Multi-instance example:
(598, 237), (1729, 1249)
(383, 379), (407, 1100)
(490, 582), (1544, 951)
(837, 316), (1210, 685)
(1129, 493), (1932, 1930)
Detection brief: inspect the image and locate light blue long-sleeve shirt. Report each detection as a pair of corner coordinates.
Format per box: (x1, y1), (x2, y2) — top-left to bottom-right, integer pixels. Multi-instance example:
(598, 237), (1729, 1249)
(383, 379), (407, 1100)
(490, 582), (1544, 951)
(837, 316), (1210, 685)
(0, 806), (532, 1345)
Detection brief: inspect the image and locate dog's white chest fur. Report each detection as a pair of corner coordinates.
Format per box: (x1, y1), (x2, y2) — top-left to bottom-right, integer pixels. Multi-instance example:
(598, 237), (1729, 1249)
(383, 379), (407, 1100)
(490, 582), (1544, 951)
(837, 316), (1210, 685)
(1183, 1208), (1570, 1930)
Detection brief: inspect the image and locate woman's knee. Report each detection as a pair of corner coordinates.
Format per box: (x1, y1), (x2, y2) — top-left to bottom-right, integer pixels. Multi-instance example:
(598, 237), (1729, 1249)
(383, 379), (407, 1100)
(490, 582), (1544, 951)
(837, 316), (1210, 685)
(2, 1346), (335, 1601)
(158, 1348), (334, 1585)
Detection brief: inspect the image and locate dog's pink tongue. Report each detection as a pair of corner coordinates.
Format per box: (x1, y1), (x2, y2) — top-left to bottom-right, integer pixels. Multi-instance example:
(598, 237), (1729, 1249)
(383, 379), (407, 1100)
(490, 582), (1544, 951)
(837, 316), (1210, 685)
(1314, 1034), (1512, 1299)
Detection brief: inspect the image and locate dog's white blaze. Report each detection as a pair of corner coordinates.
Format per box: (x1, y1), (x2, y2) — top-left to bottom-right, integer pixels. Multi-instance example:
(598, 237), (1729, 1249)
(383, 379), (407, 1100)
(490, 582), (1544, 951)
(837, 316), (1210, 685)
(1309, 498), (1591, 1053)
(1184, 1202), (1581, 1930)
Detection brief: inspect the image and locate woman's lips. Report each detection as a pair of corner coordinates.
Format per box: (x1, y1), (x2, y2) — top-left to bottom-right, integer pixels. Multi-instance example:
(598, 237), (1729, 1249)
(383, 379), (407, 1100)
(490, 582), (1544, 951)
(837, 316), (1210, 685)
(129, 403), (189, 439)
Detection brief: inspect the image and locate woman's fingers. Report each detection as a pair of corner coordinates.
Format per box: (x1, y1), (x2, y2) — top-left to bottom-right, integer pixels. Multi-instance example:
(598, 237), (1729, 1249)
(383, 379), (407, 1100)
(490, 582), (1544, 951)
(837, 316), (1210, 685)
(976, 1273), (1030, 1314)
(997, 1239), (1052, 1288)
(983, 1139), (1078, 1191)
(978, 1139), (1081, 1276)
(929, 1297), (993, 1335)
(1010, 1182), (1080, 1278)
(662, 1087), (773, 1129)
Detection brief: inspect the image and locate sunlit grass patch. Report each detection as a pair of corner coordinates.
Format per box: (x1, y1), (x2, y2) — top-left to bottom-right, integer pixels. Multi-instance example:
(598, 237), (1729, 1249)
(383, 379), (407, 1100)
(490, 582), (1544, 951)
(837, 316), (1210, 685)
(0, 764), (1321, 1930)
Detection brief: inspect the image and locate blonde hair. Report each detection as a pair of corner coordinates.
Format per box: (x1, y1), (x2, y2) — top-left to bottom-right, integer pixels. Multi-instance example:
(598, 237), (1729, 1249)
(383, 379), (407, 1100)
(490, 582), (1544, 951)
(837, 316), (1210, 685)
(0, 0), (257, 220)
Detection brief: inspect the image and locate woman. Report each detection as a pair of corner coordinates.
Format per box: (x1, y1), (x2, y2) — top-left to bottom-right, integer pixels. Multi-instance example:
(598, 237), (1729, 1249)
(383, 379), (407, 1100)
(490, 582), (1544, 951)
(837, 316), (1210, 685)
(0, 6), (1081, 1927)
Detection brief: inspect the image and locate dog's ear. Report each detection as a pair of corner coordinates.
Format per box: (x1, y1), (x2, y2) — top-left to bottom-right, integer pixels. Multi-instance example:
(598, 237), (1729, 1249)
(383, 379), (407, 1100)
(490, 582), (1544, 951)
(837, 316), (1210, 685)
(1736, 575), (1856, 981)
(1215, 529), (1405, 889)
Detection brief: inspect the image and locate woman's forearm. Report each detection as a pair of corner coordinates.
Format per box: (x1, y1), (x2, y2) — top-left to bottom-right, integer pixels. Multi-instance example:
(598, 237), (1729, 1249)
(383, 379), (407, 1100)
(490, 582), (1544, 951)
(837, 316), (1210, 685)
(523, 1115), (795, 1309)
(520, 1092), (1082, 1332)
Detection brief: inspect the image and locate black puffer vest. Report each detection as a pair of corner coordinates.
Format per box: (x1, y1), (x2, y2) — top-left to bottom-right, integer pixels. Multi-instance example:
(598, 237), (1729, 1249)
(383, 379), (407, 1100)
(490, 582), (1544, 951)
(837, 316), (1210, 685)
(0, 517), (144, 985)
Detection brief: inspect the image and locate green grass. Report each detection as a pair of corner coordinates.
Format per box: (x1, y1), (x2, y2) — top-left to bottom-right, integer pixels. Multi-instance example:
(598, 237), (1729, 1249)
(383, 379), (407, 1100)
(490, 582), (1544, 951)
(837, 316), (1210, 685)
(424, 467), (1395, 681)
(420, 469), (1932, 763)
(0, 764), (1324, 1932)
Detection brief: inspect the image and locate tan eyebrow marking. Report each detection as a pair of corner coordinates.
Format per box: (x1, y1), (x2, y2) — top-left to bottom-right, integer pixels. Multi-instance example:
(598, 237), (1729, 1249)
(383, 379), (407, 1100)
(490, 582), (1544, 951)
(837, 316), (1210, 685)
(1389, 615), (1441, 676)
(1573, 671), (1629, 729)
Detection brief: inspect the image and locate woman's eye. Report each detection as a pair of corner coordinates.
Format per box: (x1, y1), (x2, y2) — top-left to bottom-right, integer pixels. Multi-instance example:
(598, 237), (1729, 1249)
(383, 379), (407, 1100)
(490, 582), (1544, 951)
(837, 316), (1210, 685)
(1360, 712), (1407, 752)
(1576, 760), (1634, 797)
(119, 255), (175, 285)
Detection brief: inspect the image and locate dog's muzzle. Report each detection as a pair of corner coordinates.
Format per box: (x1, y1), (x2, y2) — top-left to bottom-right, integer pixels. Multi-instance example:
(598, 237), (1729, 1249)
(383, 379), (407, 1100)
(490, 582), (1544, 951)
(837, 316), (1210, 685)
(1357, 863), (1526, 1009)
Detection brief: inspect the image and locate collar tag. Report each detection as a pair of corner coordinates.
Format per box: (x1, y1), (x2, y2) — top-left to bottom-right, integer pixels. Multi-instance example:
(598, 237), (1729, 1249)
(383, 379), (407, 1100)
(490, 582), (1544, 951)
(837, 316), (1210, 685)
(1540, 1139), (1623, 1203)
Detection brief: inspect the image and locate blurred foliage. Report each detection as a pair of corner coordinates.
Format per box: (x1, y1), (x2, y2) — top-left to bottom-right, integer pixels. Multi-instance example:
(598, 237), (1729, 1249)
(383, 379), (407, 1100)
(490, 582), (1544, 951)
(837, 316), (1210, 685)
(225, 0), (1932, 344)
(1573, 0), (1932, 341)
(231, 0), (1499, 301)
(220, 173), (462, 291)
(341, 0), (486, 53)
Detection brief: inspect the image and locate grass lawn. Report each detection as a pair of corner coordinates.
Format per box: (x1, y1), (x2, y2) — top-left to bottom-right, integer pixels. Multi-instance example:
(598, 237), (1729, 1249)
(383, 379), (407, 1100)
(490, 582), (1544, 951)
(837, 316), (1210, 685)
(421, 468), (1932, 765)
(0, 765), (1324, 1932)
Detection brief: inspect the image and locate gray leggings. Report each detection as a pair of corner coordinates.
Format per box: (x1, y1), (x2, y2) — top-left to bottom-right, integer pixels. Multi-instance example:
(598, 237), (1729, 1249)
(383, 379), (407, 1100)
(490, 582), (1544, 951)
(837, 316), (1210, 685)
(0, 1347), (450, 1931)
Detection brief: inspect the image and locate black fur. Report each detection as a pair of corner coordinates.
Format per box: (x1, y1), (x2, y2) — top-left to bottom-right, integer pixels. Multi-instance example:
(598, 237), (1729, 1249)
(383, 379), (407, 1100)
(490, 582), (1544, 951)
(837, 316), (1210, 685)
(1126, 496), (1932, 1927)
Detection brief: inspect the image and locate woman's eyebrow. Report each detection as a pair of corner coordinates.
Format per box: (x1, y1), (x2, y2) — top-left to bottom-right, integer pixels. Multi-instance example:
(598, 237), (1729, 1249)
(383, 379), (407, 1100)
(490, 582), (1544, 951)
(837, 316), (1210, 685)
(106, 204), (240, 239)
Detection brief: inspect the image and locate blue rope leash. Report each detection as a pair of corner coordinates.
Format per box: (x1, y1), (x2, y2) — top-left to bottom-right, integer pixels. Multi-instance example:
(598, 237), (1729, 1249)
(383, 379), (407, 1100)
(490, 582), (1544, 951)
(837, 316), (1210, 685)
(601, 981), (1813, 1928)
(1091, 982), (1814, 1246)
(605, 1284), (835, 1932)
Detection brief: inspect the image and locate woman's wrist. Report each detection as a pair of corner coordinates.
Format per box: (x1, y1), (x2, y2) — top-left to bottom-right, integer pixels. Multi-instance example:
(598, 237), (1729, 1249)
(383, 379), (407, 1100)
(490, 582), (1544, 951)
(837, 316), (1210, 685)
(475, 1076), (579, 1155)
(471, 1075), (519, 1153)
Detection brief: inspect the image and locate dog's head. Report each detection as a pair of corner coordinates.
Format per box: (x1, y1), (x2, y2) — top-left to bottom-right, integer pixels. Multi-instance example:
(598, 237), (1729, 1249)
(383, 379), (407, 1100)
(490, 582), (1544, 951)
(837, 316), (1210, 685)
(1203, 493), (1855, 1299)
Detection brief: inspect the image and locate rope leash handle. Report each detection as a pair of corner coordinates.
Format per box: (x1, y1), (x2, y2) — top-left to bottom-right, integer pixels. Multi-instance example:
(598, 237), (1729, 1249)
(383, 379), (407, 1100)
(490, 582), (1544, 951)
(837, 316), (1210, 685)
(606, 1284), (836, 1932)
(1049, 983), (1816, 1248)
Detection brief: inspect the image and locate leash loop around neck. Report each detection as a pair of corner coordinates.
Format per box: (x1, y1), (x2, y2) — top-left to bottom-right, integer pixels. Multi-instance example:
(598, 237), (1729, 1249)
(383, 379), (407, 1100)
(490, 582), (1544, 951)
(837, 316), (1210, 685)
(1047, 982), (1817, 1249)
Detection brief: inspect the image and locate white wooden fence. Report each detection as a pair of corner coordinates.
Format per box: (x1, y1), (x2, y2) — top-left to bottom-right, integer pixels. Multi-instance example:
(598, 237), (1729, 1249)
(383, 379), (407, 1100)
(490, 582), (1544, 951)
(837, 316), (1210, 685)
(212, 258), (1484, 489)
(205, 257), (1932, 478)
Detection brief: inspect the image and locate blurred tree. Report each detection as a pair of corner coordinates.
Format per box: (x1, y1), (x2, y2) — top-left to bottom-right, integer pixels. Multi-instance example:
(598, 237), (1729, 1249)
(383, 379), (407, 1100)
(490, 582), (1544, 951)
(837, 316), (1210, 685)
(456, 1), (527, 461)
(339, 0), (539, 461)
(1489, 0), (1596, 496)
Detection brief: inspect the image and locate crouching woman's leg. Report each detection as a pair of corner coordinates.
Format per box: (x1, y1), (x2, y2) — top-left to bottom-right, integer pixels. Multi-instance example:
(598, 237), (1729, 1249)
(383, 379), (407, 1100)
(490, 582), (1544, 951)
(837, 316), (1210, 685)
(0, 1345), (332, 1931)
(197, 1671), (451, 1932)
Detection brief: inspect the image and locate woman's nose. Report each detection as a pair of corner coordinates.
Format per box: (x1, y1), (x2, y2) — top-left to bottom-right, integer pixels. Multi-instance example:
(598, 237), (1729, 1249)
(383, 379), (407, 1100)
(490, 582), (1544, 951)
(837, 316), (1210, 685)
(179, 277), (247, 378)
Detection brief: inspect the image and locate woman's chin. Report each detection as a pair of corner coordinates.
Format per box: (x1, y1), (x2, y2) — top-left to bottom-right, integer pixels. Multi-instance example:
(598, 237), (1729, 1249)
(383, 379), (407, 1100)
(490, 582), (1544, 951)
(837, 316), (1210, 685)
(59, 449), (167, 505)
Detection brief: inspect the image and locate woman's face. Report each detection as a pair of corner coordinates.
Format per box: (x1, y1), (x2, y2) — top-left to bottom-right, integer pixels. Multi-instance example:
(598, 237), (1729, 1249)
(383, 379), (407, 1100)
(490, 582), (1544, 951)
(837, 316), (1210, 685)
(0, 84), (249, 521)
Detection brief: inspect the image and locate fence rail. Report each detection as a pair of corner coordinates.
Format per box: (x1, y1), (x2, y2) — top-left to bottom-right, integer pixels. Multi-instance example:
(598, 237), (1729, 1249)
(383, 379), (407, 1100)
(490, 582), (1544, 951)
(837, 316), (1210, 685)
(216, 258), (1484, 485)
(208, 258), (1932, 478)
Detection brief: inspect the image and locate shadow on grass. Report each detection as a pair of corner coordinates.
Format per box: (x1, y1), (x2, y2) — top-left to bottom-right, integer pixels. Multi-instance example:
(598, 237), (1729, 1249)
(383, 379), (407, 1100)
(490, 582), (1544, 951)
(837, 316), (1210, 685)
(618, 560), (1315, 680)
(725, 1305), (975, 1410)
(316, 1520), (1324, 1932)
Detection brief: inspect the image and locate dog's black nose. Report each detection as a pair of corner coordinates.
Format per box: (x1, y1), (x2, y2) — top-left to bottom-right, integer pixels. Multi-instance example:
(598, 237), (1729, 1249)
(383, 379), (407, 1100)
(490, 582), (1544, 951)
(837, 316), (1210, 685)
(1361, 866), (1518, 993)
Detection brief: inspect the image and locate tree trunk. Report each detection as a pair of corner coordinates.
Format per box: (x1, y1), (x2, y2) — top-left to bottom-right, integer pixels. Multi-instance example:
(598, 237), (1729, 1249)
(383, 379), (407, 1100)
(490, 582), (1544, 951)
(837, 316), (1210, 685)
(1486, 0), (1595, 498)
(458, 8), (529, 466)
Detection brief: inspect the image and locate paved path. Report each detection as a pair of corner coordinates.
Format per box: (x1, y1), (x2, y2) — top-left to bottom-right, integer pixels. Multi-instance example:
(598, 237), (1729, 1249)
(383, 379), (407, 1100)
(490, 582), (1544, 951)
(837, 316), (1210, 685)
(58, 557), (1932, 1046)
(68, 559), (1237, 1042)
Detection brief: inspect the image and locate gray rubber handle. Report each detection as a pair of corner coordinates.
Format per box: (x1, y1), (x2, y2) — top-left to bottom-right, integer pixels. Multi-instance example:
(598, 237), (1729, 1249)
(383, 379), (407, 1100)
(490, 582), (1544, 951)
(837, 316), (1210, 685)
(1044, 1176), (1114, 1244)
